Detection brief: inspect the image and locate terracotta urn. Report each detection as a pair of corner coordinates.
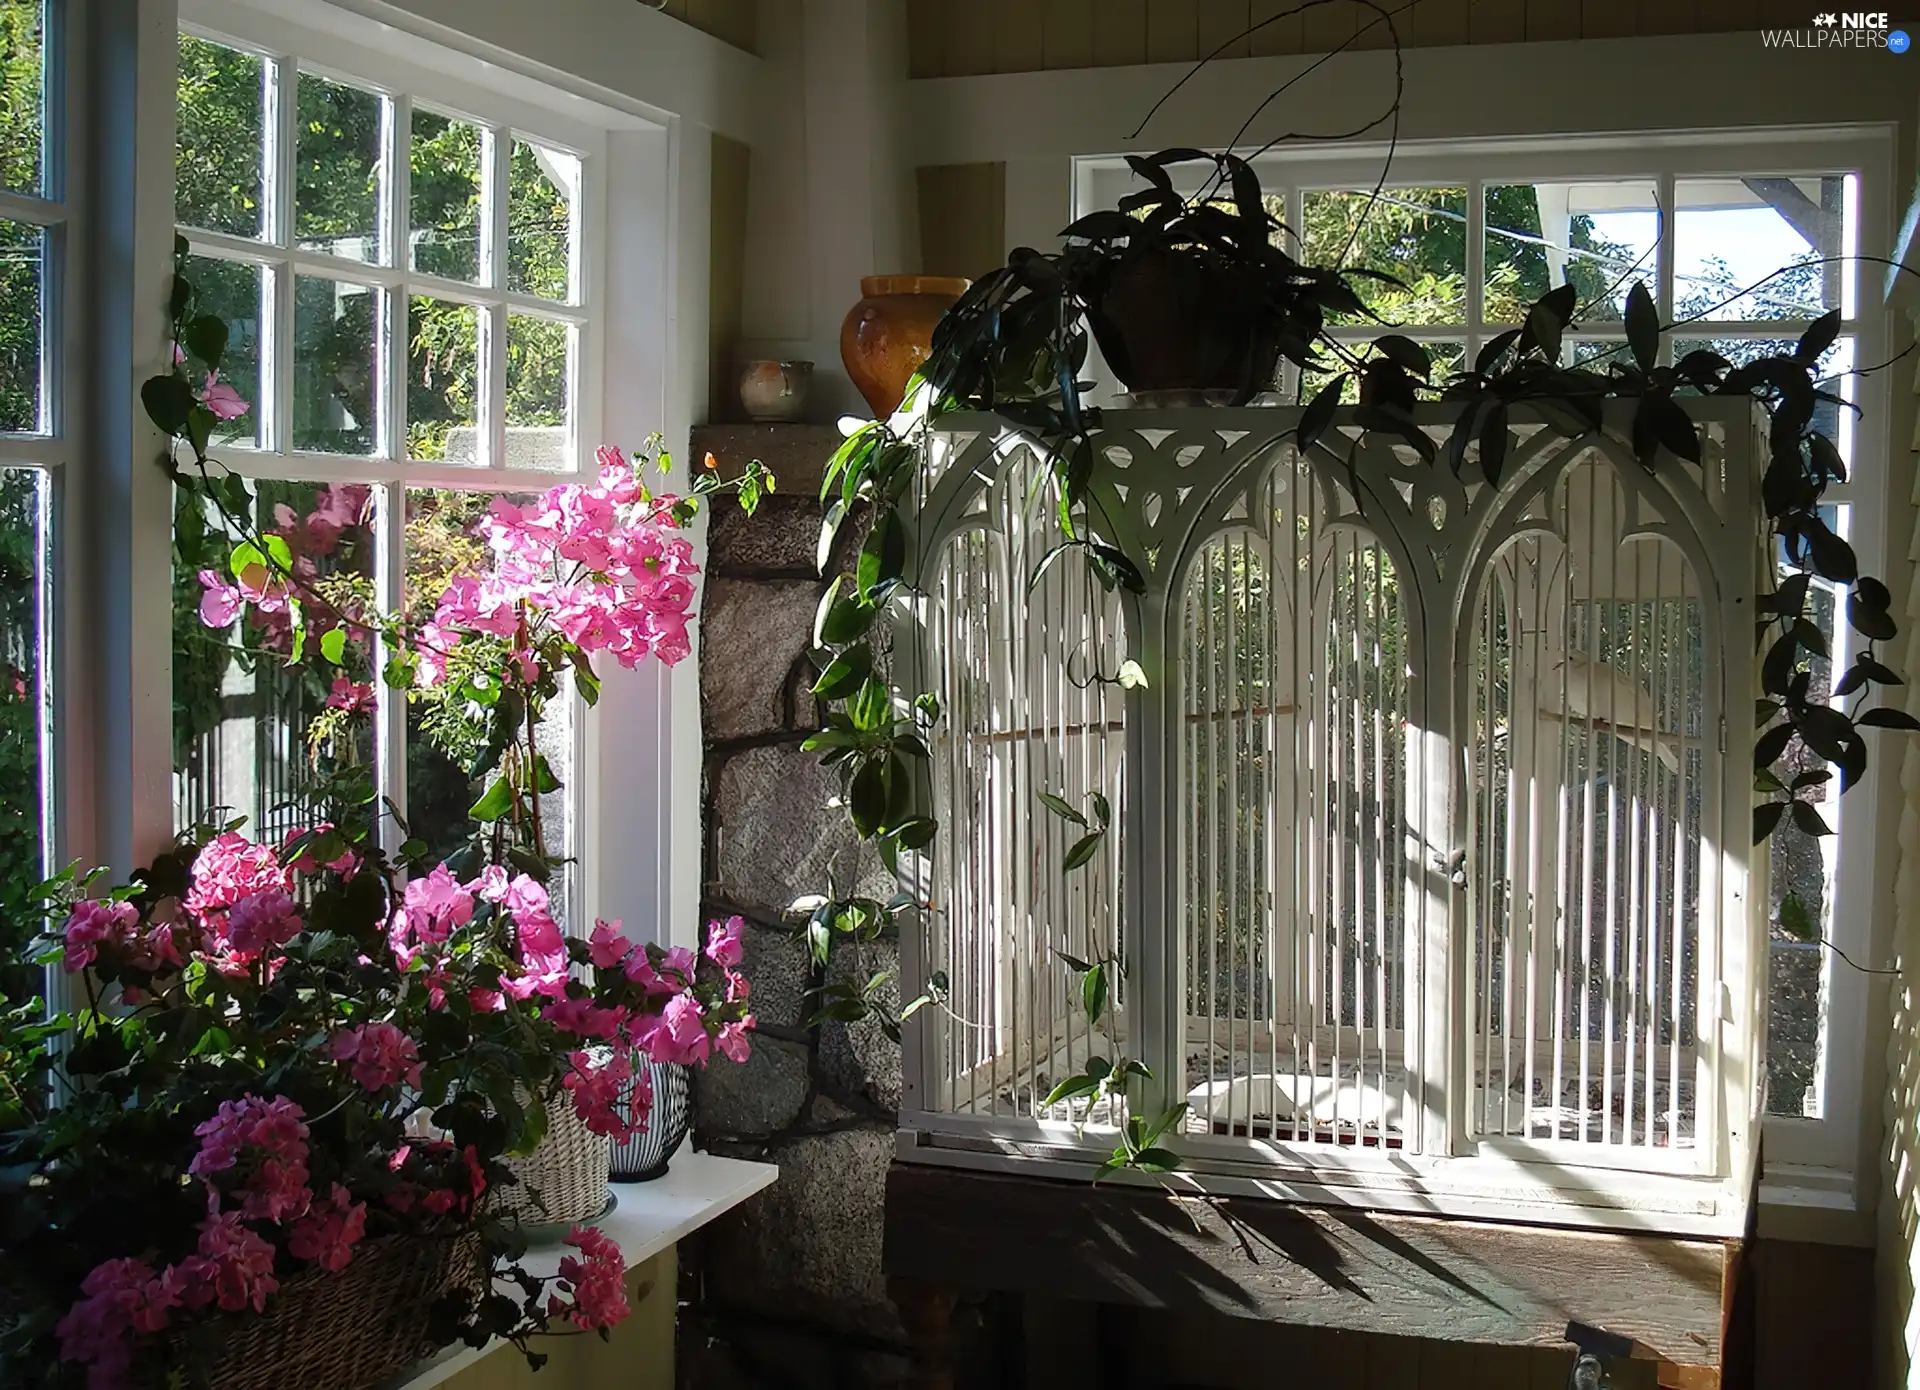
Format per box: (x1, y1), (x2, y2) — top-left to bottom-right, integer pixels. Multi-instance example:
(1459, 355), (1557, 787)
(738, 359), (812, 422)
(839, 275), (970, 418)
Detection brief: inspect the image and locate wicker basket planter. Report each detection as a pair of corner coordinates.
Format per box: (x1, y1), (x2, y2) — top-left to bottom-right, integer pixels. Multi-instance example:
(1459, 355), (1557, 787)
(176, 1229), (484, 1390)
(499, 1093), (612, 1226)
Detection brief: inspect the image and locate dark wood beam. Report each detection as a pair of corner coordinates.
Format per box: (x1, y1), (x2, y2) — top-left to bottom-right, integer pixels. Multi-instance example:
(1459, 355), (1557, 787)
(885, 1162), (1733, 1385)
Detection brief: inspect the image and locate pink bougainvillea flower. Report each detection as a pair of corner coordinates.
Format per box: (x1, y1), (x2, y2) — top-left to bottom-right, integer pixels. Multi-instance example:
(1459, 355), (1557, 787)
(547, 1225), (630, 1332)
(287, 1184), (367, 1273)
(642, 992), (710, 1067)
(330, 1020), (422, 1092)
(562, 1048), (645, 1142)
(197, 569), (245, 629)
(198, 371), (250, 421)
(716, 1016), (755, 1065)
(546, 996), (625, 1040)
(705, 914), (746, 970)
(588, 918), (634, 971)
(325, 676), (374, 714)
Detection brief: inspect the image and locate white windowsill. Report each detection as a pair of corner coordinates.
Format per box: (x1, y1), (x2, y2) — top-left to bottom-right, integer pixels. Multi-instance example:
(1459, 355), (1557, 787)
(1758, 1164), (1875, 1246)
(390, 1151), (778, 1388)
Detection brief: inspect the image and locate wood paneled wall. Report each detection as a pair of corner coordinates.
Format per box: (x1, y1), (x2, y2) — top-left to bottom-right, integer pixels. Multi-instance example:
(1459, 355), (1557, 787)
(657, 0), (757, 55)
(907, 0), (1819, 76)
(917, 162), (1007, 280)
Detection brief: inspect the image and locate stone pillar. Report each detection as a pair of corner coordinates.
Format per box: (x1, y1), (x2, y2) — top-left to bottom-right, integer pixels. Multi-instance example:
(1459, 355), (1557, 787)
(685, 423), (909, 1388)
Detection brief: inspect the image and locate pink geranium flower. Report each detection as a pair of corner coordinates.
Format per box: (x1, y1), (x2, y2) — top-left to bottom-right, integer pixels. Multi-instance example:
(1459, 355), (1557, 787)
(330, 1020), (422, 1092)
(288, 1184), (367, 1273)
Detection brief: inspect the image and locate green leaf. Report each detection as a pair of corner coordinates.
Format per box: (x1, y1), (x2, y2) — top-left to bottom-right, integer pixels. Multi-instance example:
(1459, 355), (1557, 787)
(1089, 792), (1111, 828)
(183, 313), (229, 369)
(850, 676), (892, 732)
(818, 589), (878, 646)
(890, 816), (938, 850)
(848, 760), (887, 837)
(858, 510), (907, 599)
(319, 627), (348, 665)
(812, 576), (846, 649)
(469, 777), (514, 823)
(818, 499), (849, 575)
(1039, 792), (1087, 826)
(1795, 308), (1841, 367)
(1062, 830), (1105, 873)
(1041, 1073), (1103, 1110)
(1753, 801), (1787, 844)
(1081, 961), (1108, 1025)
(1624, 281), (1660, 373)
(1778, 892), (1817, 942)
(1790, 800), (1832, 837)
(813, 642), (873, 700)
(141, 373), (195, 436)
(1858, 707), (1920, 731)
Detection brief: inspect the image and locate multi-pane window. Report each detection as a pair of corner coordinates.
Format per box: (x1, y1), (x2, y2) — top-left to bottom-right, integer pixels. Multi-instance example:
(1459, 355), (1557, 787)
(1260, 168), (1864, 1125)
(171, 30), (591, 918)
(0, 0), (56, 907)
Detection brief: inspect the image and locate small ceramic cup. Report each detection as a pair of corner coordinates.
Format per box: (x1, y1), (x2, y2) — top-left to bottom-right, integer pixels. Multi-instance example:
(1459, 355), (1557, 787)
(738, 359), (813, 422)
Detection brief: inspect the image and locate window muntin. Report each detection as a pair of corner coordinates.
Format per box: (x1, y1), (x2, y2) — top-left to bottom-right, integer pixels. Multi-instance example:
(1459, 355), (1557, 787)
(171, 31), (595, 920)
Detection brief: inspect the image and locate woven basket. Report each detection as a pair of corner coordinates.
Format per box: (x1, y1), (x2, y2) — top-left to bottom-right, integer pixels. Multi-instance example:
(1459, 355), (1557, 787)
(499, 1093), (612, 1225)
(180, 1229), (484, 1390)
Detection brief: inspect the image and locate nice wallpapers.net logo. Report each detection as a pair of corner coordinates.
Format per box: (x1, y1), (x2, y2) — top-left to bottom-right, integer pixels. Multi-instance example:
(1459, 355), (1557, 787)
(1762, 11), (1911, 49)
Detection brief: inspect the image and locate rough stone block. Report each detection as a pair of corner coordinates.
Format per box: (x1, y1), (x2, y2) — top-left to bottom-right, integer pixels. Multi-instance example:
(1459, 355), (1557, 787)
(820, 937), (904, 1113)
(696, 1034), (810, 1139)
(699, 578), (820, 741)
(699, 1125), (902, 1341)
(724, 916), (811, 1032)
(711, 744), (894, 917)
(709, 494), (827, 576)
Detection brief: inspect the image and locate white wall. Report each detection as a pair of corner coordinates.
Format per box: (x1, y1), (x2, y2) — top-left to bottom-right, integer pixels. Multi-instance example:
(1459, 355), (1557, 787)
(734, 0), (919, 421)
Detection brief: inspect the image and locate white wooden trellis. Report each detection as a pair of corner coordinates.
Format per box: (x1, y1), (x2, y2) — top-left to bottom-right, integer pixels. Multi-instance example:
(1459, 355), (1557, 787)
(892, 399), (1772, 1237)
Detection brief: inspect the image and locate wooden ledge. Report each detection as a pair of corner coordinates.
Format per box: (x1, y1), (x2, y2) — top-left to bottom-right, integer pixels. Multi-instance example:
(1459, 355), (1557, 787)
(883, 1161), (1740, 1388)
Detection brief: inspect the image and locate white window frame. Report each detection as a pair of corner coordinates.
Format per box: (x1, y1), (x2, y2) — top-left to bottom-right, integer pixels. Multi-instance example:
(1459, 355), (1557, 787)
(0, 0), (73, 873)
(1076, 123), (1899, 1192)
(141, 0), (693, 951)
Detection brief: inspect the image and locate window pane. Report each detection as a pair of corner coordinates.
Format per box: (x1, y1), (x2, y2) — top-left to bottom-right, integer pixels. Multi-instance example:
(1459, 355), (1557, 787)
(508, 140), (578, 301)
(408, 296), (480, 464)
(293, 275), (378, 455)
(1763, 576), (1840, 1118)
(402, 487), (573, 922)
(1569, 338), (1628, 370)
(1301, 340), (1463, 403)
(410, 109), (482, 283)
(0, 1), (43, 196)
(505, 313), (572, 470)
(0, 467), (46, 898)
(1675, 176), (1847, 323)
(296, 73), (385, 265)
(1302, 187), (1467, 326)
(1485, 181), (1659, 325)
(176, 35), (266, 239)
(172, 479), (377, 840)
(0, 219), (41, 432)
(183, 254), (264, 448)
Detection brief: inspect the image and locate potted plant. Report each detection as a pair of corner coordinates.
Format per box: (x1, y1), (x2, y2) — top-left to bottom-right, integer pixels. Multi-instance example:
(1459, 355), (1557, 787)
(927, 150), (1371, 406)
(0, 250), (766, 1389)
